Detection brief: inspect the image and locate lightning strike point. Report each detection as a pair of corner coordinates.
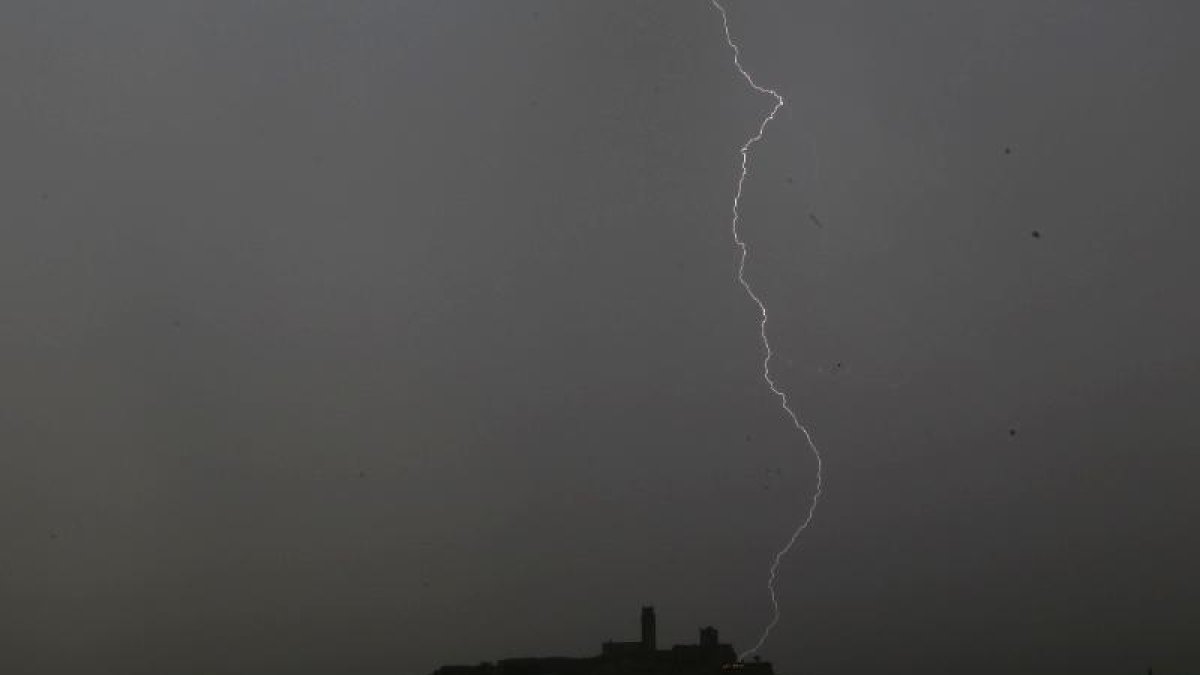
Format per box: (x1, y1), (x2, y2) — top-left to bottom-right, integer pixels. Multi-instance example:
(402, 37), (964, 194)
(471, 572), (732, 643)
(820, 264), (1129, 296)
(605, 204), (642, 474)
(708, 0), (826, 661)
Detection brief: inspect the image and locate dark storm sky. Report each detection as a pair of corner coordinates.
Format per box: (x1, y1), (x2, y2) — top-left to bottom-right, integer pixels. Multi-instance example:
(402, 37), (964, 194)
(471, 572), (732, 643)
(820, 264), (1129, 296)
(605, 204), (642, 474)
(2, 2), (1197, 674)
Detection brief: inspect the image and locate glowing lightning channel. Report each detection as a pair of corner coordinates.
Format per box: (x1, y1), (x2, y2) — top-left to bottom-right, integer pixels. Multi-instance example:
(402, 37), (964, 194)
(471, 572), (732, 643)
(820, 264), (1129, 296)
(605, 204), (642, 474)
(709, 0), (825, 660)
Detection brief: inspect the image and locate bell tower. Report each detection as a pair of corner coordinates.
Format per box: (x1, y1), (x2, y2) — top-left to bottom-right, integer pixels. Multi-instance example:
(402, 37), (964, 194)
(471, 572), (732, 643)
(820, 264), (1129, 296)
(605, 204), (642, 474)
(640, 606), (656, 651)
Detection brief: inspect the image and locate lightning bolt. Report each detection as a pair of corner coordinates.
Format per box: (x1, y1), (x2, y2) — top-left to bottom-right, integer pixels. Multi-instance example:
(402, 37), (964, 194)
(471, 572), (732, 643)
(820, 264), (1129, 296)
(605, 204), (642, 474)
(709, 0), (825, 660)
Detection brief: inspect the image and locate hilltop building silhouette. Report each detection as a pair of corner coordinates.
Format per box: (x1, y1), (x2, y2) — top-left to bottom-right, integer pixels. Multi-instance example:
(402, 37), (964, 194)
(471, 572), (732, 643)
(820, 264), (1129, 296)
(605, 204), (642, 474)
(432, 606), (776, 675)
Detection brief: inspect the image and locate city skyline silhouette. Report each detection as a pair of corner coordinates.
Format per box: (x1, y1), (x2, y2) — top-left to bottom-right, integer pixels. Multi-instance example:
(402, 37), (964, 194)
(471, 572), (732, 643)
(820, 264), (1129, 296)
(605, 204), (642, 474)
(432, 606), (776, 675)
